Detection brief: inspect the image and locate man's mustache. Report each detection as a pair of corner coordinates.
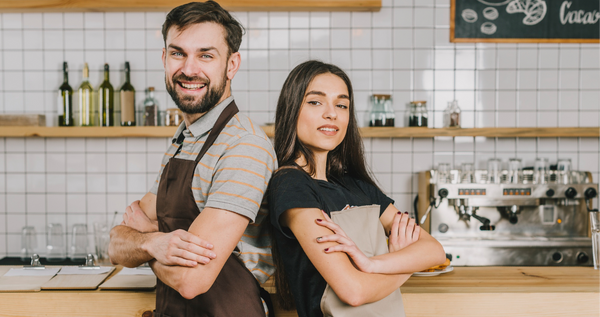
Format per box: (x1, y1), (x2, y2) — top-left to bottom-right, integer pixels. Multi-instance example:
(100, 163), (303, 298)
(172, 73), (209, 85)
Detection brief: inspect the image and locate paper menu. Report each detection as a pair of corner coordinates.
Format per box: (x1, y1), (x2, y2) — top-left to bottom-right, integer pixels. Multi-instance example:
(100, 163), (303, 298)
(57, 266), (113, 275)
(4, 268), (60, 277)
(117, 267), (155, 276)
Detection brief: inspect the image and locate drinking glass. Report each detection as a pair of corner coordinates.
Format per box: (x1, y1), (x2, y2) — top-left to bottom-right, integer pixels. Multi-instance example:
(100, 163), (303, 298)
(70, 224), (89, 260)
(487, 158), (502, 184)
(46, 223), (66, 262)
(437, 163), (451, 184)
(460, 163), (475, 183)
(557, 159), (572, 184)
(507, 158), (522, 184)
(94, 222), (111, 264)
(590, 212), (600, 270)
(21, 226), (37, 262)
(533, 158), (549, 184)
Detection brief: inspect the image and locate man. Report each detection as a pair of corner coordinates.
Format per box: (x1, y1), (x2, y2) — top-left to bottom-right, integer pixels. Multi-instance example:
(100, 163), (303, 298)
(108, 2), (276, 316)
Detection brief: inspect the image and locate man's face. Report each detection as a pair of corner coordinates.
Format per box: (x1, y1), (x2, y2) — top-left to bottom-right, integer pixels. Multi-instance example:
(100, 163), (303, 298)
(162, 22), (235, 114)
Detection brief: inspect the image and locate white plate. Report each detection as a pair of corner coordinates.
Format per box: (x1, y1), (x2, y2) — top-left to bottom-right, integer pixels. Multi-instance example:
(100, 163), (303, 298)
(412, 265), (454, 277)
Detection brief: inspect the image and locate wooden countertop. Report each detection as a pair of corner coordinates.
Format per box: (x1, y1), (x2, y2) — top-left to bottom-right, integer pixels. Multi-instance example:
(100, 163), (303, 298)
(0, 267), (598, 317)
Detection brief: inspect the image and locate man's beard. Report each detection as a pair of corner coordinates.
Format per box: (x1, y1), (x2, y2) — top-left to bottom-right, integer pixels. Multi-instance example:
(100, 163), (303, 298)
(166, 70), (228, 114)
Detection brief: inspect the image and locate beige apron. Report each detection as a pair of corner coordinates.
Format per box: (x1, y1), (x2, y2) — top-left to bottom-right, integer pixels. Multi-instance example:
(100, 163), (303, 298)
(320, 205), (406, 317)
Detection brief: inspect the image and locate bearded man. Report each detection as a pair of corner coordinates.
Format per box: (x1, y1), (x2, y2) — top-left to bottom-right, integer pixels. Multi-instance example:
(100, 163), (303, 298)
(108, 2), (276, 316)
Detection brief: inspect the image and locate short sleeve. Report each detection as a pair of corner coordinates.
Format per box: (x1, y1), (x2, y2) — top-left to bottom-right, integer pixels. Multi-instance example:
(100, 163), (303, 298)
(204, 134), (277, 222)
(268, 168), (323, 239)
(353, 177), (394, 216)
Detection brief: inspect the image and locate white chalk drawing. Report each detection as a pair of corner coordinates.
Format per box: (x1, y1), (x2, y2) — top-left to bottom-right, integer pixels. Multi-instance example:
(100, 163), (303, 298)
(483, 7), (500, 20)
(506, 0), (547, 25)
(481, 22), (498, 34)
(462, 9), (479, 23)
(477, 0), (512, 6)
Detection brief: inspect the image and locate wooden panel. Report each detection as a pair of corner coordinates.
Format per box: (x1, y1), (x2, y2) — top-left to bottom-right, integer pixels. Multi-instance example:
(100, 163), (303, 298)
(0, 267), (598, 317)
(0, 0), (381, 12)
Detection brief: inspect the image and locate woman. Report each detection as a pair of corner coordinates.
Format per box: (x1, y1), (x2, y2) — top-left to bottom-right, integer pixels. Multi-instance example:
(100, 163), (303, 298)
(268, 60), (447, 317)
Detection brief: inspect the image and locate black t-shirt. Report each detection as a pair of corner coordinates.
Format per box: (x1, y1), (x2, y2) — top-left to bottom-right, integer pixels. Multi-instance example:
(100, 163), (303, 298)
(268, 168), (394, 317)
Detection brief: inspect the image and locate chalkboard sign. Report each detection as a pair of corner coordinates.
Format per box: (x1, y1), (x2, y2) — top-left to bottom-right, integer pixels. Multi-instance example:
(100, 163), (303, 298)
(451, 0), (600, 43)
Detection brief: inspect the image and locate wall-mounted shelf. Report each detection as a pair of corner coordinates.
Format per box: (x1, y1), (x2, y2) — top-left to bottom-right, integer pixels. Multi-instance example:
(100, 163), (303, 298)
(0, 0), (381, 12)
(0, 126), (597, 138)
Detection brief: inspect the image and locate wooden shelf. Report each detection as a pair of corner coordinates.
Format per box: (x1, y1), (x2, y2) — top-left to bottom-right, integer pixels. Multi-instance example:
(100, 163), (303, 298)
(0, 126), (178, 138)
(0, 0), (381, 12)
(0, 126), (597, 138)
(262, 126), (599, 138)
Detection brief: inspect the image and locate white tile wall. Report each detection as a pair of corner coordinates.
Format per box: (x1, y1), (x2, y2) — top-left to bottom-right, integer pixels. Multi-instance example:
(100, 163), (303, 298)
(0, 1), (599, 256)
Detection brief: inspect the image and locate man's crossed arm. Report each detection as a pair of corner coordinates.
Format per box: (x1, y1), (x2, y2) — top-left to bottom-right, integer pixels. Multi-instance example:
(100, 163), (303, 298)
(108, 192), (251, 299)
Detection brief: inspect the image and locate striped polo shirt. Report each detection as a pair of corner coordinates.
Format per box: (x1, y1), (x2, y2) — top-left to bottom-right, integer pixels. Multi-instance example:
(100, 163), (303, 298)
(150, 95), (277, 283)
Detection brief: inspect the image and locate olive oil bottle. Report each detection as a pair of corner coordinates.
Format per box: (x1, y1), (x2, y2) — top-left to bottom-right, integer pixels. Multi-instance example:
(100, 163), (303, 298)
(98, 63), (114, 126)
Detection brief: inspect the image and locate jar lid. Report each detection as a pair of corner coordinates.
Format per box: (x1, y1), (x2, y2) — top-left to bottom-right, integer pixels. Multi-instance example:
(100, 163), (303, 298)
(372, 94), (391, 100)
(410, 100), (427, 105)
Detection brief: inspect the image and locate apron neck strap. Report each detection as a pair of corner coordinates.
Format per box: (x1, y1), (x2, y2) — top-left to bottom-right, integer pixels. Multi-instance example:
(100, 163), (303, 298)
(195, 100), (239, 163)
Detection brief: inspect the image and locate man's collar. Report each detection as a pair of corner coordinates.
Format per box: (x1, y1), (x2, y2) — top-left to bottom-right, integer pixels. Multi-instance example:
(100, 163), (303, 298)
(172, 95), (235, 143)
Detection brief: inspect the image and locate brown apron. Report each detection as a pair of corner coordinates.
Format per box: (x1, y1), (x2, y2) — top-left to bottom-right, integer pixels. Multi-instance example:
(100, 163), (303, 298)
(154, 101), (266, 317)
(320, 205), (405, 317)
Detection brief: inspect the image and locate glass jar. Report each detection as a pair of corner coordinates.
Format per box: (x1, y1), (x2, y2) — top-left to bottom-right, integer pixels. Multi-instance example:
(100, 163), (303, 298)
(143, 87), (159, 126)
(165, 108), (183, 127)
(369, 94), (394, 127)
(507, 158), (522, 184)
(443, 100), (461, 128)
(408, 101), (428, 127)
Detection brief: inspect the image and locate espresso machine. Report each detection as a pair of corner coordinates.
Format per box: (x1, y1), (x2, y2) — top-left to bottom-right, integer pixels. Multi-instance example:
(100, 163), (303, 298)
(417, 159), (598, 266)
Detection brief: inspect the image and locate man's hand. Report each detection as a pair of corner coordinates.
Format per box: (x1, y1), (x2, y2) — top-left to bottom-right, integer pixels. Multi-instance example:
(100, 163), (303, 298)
(122, 200), (158, 233)
(144, 229), (217, 267)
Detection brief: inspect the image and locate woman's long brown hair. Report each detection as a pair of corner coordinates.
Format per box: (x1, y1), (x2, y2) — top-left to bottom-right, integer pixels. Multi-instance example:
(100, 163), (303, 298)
(271, 60), (380, 309)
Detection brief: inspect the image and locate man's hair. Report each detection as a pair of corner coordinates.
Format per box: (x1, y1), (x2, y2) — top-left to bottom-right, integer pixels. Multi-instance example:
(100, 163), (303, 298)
(162, 1), (245, 56)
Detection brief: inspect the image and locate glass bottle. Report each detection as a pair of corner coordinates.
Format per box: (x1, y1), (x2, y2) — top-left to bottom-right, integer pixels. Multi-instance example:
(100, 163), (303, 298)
(443, 100), (461, 128)
(78, 63), (95, 126)
(120, 62), (136, 126)
(58, 62), (74, 126)
(98, 63), (114, 126)
(408, 101), (428, 127)
(369, 94), (394, 127)
(143, 87), (159, 126)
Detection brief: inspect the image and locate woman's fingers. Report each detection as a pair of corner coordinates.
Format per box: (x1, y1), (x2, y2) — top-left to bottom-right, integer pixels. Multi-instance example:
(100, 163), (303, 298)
(315, 217), (348, 238)
(397, 212), (408, 241)
(316, 234), (354, 246)
(405, 217), (416, 240)
(412, 223), (421, 240)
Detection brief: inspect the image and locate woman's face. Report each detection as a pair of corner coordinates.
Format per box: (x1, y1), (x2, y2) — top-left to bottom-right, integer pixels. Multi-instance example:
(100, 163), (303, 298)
(296, 73), (350, 155)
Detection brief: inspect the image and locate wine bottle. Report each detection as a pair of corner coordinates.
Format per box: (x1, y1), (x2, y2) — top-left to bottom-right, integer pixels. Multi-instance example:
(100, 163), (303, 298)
(98, 63), (114, 127)
(78, 63), (95, 126)
(120, 62), (136, 126)
(58, 62), (74, 126)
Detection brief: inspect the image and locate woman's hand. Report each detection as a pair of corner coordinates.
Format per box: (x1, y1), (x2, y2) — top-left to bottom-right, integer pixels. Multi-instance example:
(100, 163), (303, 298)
(315, 210), (376, 273)
(388, 212), (420, 253)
